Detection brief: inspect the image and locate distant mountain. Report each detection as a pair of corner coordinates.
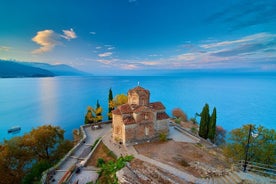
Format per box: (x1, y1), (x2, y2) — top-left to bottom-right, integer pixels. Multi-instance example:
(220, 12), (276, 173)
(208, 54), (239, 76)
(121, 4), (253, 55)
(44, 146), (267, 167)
(23, 62), (88, 76)
(0, 60), (89, 78)
(0, 60), (54, 78)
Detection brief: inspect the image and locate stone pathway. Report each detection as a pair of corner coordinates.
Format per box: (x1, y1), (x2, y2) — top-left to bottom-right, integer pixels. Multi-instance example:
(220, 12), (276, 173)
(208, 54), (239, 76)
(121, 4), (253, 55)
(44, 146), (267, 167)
(168, 125), (199, 143)
(102, 127), (276, 184)
(102, 129), (205, 184)
(49, 124), (111, 184)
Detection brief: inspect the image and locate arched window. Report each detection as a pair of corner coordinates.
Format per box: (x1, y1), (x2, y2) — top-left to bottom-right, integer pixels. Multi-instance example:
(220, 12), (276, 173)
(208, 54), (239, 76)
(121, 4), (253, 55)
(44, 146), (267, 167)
(145, 127), (149, 136)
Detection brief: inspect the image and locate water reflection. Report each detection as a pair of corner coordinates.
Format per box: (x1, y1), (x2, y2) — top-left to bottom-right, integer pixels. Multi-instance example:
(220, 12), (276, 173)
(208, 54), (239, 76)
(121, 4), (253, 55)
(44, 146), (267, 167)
(38, 78), (58, 124)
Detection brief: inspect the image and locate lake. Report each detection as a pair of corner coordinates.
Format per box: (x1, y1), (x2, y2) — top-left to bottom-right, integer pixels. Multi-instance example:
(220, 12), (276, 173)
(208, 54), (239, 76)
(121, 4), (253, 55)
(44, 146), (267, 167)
(0, 74), (275, 141)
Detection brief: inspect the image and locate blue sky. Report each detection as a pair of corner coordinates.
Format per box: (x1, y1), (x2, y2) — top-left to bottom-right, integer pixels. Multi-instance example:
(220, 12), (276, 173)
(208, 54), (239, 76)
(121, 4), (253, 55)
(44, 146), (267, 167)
(0, 0), (276, 75)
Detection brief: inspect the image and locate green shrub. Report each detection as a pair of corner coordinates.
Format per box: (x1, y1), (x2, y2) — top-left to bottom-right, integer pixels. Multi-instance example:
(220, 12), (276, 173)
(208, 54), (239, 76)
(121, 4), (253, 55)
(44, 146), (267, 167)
(190, 127), (198, 134)
(97, 158), (105, 167)
(179, 159), (190, 167)
(174, 118), (181, 124)
(97, 155), (134, 184)
(159, 132), (167, 142)
(190, 118), (198, 124)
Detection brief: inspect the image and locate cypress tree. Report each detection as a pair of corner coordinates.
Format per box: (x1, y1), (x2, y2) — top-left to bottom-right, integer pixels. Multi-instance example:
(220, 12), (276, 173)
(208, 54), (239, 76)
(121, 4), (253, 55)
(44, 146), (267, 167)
(208, 107), (217, 142)
(95, 100), (102, 122)
(199, 103), (210, 139)
(108, 88), (114, 120)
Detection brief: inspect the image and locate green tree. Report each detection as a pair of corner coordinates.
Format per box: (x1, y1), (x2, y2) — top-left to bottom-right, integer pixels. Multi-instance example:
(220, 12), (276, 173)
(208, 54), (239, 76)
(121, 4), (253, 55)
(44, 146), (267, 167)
(113, 94), (128, 107)
(208, 107), (216, 142)
(223, 124), (276, 165)
(199, 103), (210, 139)
(22, 160), (51, 184)
(23, 125), (64, 161)
(108, 88), (114, 120)
(0, 137), (32, 184)
(84, 106), (95, 124)
(0, 125), (71, 184)
(95, 100), (103, 122)
(97, 155), (134, 184)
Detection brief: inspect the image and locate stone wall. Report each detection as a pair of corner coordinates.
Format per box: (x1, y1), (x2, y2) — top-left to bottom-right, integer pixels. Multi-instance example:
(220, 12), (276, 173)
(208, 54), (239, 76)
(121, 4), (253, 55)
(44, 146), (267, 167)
(124, 123), (155, 144)
(155, 119), (169, 134)
(112, 114), (123, 142)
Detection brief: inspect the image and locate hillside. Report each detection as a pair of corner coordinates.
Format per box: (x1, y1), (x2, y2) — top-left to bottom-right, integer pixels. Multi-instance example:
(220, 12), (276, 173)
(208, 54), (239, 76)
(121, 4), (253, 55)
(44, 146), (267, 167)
(23, 62), (87, 76)
(0, 60), (54, 78)
(0, 60), (88, 78)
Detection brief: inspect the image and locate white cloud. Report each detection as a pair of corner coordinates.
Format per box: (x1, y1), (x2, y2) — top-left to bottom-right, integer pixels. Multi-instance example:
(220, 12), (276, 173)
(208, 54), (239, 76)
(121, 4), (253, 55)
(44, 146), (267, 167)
(97, 59), (112, 65)
(96, 46), (102, 49)
(176, 53), (197, 61)
(201, 32), (276, 49)
(139, 61), (159, 66)
(107, 47), (115, 50)
(32, 30), (60, 54)
(98, 52), (112, 57)
(0, 46), (10, 51)
(121, 64), (138, 70)
(32, 28), (77, 54)
(61, 28), (77, 40)
(149, 54), (162, 57)
(90, 32), (96, 35)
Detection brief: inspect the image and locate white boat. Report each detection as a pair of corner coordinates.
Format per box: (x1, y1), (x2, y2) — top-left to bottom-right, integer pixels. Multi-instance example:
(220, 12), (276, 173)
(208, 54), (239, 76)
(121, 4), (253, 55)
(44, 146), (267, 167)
(8, 126), (21, 133)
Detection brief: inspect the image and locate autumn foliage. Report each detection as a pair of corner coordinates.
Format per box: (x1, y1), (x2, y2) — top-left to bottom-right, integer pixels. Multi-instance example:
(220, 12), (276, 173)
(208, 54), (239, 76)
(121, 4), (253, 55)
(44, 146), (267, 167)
(172, 108), (188, 122)
(0, 125), (73, 184)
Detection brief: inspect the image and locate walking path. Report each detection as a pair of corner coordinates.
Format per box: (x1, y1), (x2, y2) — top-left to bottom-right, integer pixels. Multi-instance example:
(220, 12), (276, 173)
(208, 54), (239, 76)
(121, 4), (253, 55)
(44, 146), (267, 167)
(47, 122), (275, 184)
(102, 130), (205, 184)
(102, 127), (276, 184)
(48, 124), (111, 184)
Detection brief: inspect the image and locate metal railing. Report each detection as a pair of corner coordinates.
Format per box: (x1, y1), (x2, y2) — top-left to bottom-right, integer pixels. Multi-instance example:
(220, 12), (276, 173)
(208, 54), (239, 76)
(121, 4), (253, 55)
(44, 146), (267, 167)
(235, 160), (276, 178)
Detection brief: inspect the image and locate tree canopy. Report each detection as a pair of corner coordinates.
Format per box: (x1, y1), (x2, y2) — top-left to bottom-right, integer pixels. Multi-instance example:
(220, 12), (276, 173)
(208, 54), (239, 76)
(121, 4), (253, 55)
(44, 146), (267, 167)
(84, 100), (103, 124)
(172, 108), (188, 122)
(0, 125), (72, 184)
(199, 103), (210, 139)
(108, 88), (114, 120)
(208, 107), (217, 142)
(113, 94), (128, 107)
(223, 124), (276, 165)
(198, 104), (217, 143)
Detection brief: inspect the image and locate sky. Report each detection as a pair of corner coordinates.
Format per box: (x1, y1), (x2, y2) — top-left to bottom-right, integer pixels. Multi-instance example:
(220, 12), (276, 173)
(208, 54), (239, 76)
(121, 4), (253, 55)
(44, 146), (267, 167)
(0, 0), (276, 75)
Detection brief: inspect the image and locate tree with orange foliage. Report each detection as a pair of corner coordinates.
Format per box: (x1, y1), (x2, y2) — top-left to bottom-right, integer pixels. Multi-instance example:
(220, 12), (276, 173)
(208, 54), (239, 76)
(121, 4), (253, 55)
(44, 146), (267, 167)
(172, 108), (188, 122)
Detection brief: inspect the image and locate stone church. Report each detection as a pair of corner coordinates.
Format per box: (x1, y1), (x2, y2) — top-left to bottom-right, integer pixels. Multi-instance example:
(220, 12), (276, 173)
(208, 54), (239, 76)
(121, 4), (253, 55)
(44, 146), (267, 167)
(112, 86), (169, 145)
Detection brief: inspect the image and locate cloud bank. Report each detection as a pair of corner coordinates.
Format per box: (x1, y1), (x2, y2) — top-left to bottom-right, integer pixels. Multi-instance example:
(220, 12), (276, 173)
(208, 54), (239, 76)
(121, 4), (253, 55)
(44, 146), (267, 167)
(98, 52), (112, 57)
(61, 28), (77, 40)
(32, 28), (77, 54)
(32, 30), (60, 54)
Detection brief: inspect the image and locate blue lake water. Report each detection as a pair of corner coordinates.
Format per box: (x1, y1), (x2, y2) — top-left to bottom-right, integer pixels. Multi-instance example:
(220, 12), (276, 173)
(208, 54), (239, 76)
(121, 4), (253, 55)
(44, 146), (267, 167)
(0, 75), (275, 141)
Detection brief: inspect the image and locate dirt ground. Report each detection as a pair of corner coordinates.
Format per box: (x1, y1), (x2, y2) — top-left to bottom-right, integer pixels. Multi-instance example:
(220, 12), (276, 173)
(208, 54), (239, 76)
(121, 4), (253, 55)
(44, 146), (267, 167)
(180, 121), (198, 130)
(118, 158), (189, 184)
(134, 140), (230, 177)
(86, 141), (116, 167)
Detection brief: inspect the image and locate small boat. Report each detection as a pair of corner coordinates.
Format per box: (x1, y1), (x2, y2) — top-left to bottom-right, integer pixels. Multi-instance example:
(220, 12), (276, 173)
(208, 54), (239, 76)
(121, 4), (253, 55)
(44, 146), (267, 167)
(8, 126), (21, 133)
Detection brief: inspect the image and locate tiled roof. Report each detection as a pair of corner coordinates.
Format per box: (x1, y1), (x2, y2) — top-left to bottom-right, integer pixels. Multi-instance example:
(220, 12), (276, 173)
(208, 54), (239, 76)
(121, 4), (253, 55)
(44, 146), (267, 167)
(133, 105), (151, 113)
(112, 108), (121, 115)
(123, 115), (136, 125)
(118, 104), (133, 114)
(149, 102), (165, 110)
(157, 112), (170, 120)
(128, 86), (150, 96)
